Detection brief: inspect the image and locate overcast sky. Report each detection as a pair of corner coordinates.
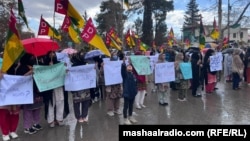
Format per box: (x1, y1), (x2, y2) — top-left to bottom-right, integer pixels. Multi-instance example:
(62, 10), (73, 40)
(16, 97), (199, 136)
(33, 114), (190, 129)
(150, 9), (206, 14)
(21, 0), (232, 38)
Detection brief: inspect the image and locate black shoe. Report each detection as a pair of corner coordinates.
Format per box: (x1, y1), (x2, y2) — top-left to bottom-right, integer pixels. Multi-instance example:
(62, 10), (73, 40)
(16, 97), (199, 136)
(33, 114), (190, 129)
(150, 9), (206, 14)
(193, 94), (201, 97)
(163, 102), (168, 106)
(24, 128), (37, 134)
(33, 124), (43, 131)
(214, 87), (218, 90)
(159, 102), (168, 106)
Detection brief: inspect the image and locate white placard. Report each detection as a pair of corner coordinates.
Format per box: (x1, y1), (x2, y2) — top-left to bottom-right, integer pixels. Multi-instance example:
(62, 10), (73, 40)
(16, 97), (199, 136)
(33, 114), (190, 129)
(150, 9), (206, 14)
(104, 61), (122, 85)
(64, 64), (96, 91)
(0, 75), (33, 106)
(149, 55), (159, 72)
(155, 62), (175, 83)
(210, 54), (222, 71)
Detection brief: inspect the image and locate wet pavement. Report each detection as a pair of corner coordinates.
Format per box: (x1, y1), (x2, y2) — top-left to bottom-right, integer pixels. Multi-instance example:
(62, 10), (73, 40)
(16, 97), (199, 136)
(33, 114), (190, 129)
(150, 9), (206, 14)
(2, 80), (250, 141)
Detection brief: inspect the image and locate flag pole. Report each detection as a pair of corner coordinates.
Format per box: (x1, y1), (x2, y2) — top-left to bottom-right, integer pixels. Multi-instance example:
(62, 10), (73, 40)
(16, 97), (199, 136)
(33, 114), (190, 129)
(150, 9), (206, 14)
(121, 0), (124, 51)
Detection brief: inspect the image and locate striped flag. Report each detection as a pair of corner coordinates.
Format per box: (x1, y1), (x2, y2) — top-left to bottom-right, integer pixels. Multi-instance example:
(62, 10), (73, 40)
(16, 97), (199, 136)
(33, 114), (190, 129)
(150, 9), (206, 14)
(1, 9), (24, 73)
(80, 18), (111, 57)
(61, 15), (81, 44)
(38, 16), (62, 40)
(54, 0), (85, 28)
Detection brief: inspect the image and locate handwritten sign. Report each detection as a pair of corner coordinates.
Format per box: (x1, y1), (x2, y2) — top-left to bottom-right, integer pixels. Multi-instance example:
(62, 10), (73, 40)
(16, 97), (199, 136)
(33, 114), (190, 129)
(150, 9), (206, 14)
(130, 55), (151, 75)
(210, 54), (222, 71)
(56, 52), (71, 68)
(64, 64), (96, 91)
(104, 61), (122, 85)
(0, 58), (2, 69)
(149, 55), (159, 73)
(155, 62), (175, 83)
(0, 74), (33, 106)
(33, 62), (66, 92)
(180, 62), (192, 79)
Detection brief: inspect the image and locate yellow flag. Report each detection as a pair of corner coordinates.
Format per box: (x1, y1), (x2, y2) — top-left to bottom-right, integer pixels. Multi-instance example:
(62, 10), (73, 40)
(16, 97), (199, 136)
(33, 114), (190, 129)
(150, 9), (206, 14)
(1, 9), (24, 73)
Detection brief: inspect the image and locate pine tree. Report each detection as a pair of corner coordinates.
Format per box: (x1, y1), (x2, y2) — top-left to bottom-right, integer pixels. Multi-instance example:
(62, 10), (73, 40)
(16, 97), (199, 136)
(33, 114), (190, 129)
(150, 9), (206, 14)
(183, 0), (200, 28)
(182, 0), (200, 44)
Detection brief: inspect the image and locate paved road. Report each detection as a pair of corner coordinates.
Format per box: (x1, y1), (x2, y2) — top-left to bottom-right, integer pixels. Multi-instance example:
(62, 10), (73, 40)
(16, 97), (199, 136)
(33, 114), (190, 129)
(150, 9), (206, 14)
(2, 80), (250, 141)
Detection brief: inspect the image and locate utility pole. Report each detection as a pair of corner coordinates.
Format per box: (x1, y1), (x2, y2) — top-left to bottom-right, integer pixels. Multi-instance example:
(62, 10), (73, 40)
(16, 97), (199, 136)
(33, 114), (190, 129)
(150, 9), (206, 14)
(227, 0), (230, 43)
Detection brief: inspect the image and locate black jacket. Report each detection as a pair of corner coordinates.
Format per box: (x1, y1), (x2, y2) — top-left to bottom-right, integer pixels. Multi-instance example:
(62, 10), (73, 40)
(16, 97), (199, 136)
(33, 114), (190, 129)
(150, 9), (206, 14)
(121, 63), (137, 99)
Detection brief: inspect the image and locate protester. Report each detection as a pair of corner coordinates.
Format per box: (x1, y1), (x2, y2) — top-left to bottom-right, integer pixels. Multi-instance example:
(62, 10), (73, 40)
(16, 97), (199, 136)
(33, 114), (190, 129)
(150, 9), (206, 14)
(203, 49), (217, 93)
(42, 51), (65, 127)
(223, 52), (233, 82)
(70, 52), (91, 123)
(0, 53), (34, 140)
(20, 54), (43, 135)
(190, 51), (203, 97)
(244, 47), (250, 85)
(133, 51), (147, 110)
(232, 48), (244, 90)
(106, 51), (122, 116)
(175, 52), (189, 101)
(121, 57), (138, 125)
(154, 53), (169, 105)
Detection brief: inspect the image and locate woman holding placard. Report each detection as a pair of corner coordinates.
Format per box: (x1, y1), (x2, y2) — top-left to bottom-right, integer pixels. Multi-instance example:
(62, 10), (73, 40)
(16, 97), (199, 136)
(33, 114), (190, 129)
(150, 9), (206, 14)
(175, 52), (190, 101)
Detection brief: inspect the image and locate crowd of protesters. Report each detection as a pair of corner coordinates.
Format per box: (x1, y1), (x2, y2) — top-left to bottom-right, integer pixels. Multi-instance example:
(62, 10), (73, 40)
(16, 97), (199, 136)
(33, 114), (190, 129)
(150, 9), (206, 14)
(0, 43), (249, 140)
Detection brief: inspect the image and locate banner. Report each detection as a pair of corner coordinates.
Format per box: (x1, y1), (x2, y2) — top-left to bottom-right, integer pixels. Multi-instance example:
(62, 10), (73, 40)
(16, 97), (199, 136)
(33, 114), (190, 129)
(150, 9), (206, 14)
(180, 62), (192, 80)
(104, 61), (122, 85)
(210, 53), (223, 72)
(130, 55), (151, 75)
(64, 64), (96, 91)
(155, 62), (175, 83)
(33, 62), (66, 92)
(0, 74), (33, 106)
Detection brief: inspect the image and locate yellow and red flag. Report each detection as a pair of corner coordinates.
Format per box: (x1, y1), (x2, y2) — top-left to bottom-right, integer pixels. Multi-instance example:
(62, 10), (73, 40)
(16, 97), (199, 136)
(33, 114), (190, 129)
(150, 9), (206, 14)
(80, 18), (111, 57)
(125, 29), (135, 48)
(61, 15), (81, 44)
(1, 9), (24, 73)
(210, 17), (220, 40)
(105, 27), (122, 50)
(54, 0), (84, 28)
(38, 16), (61, 40)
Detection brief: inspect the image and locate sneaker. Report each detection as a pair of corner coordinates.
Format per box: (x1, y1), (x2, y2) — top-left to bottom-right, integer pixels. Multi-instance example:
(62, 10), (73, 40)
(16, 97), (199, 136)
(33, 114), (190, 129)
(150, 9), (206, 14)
(78, 118), (84, 123)
(129, 116), (137, 123)
(33, 124), (43, 131)
(140, 104), (146, 108)
(24, 128), (37, 134)
(107, 111), (115, 116)
(57, 121), (64, 126)
(9, 132), (18, 139)
(94, 97), (99, 102)
(114, 110), (122, 115)
(124, 118), (132, 125)
(177, 98), (185, 102)
(2, 135), (10, 141)
(49, 122), (55, 128)
(135, 105), (141, 110)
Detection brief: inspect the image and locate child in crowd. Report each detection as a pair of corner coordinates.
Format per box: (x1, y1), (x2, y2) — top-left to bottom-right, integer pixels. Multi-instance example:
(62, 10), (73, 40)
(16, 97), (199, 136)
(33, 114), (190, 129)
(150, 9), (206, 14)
(175, 52), (189, 101)
(121, 57), (138, 125)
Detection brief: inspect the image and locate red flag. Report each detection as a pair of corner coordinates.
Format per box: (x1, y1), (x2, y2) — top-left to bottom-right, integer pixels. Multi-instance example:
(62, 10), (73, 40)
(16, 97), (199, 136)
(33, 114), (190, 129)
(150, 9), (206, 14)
(54, 0), (84, 28)
(1, 9), (24, 72)
(80, 18), (110, 57)
(38, 16), (61, 40)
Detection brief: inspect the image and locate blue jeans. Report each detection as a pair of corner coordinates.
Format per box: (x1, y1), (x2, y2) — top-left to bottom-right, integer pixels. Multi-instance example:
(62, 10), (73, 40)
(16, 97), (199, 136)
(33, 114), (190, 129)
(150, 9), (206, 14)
(232, 72), (241, 89)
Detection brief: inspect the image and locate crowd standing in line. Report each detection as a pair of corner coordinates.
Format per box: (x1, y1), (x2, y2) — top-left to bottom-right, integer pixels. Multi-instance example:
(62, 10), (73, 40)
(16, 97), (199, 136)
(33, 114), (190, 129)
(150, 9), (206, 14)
(0, 43), (249, 140)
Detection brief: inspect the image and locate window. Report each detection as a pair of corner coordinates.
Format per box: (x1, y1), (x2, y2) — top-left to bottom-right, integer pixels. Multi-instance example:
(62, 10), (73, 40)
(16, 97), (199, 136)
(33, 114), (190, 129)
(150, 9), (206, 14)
(233, 33), (236, 38)
(240, 32), (243, 38)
